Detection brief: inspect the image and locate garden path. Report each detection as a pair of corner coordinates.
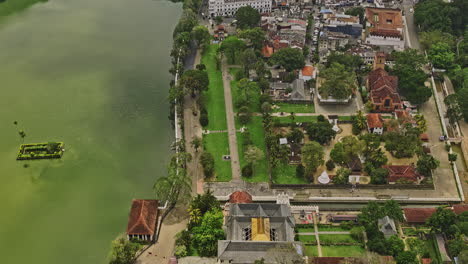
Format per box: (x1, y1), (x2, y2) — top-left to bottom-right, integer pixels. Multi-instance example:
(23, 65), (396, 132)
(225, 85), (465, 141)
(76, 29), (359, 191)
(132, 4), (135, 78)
(313, 213), (323, 257)
(222, 58), (241, 181)
(298, 231), (351, 235)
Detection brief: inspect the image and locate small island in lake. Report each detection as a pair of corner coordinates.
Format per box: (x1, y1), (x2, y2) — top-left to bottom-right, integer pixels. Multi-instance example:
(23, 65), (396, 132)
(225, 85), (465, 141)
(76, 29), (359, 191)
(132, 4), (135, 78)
(17, 142), (64, 160)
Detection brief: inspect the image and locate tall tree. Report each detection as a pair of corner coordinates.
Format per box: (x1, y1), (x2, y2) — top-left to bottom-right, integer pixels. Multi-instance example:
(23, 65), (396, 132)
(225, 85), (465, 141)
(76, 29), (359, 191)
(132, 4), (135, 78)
(319, 62), (356, 99)
(235, 6), (260, 29)
(428, 42), (456, 69)
(427, 206), (457, 233)
(192, 209), (225, 257)
(244, 146), (264, 173)
(306, 121), (336, 145)
(192, 25), (211, 48)
(383, 200), (404, 222)
(220, 36), (246, 64)
(109, 238), (141, 264)
(416, 154), (440, 177)
(301, 141), (324, 176)
(181, 69), (209, 97)
(445, 94), (463, 124)
(392, 49), (431, 105)
(270, 47), (305, 71)
(239, 27), (265, 50)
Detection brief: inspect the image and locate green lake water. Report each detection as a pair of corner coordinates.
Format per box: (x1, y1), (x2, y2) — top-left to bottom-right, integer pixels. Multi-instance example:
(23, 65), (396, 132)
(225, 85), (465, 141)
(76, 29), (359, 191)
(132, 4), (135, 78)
(0, 0), (181, 263)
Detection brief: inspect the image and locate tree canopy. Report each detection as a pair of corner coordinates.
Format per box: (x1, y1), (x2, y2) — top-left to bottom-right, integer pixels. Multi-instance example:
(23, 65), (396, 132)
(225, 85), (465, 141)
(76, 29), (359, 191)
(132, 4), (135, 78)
(192, 209), (225, 257)
(301, 141), (324, 176)
(239, 27), (265, 50)
(392, 49), (431, 105)
(109, 238), (141, 264)
(326, 52), (363, 71)
(428, 42), (456, 69)
(235, 6), (261, 29)
(220, 36), (246, 64)
(192, 25), (211, 48)
(414, 0), (467, 36)
(270, 47), (305, 72)
(181, 69), (209, 97)
(319, 62), (356, 99)
(305, 121), (337, 145)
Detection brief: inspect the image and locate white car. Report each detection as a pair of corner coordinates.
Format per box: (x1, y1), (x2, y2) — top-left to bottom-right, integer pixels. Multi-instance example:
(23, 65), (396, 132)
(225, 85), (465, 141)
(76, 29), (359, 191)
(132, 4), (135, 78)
(410, 8), (414, 13)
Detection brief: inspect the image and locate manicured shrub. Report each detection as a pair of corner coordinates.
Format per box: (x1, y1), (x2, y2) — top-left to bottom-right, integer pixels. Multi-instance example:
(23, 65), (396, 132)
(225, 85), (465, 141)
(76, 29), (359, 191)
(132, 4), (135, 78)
(242, 163), (253, 177)
(296, 164), (305, 178)
(239, 114), (251, 124)
(326, 160), (335, 171)
(200, 152), (215, 178)
(200, 112), (209, 127)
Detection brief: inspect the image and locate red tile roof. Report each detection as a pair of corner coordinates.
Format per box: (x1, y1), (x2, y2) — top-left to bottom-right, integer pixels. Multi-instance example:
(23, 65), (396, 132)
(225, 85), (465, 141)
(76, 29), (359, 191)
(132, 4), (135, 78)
(365, 7), (403, 31)
(262, 45), (274, 58)
(369, 29), (402, 39)
(395, 110), (415, 125)
(453, 204), (468, 215)
(403, 208), (436, 223)
(302, 66), (315, 77)
(367, 113), (383, 129)
(309, 257), (345, 264)
(368, 68), (401, 107)
(420, 133), (429, 142)
(126, 199), (159, 236)
(229, 191), (253, 204)
(383, 165), (420, 183)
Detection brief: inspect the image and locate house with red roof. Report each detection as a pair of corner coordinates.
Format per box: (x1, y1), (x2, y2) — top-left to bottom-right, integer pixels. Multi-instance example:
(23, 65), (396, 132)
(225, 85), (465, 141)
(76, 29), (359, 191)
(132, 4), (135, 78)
(126, 199), (159, 241)
(262, 45), (273, 58)
(367, 53), (402, 113)
(365, 8), (404, 51)
(383, 165), (421, 184)
(300, 65), (316, 81)
(229, 190), (253, 204)
(403, 208), (437, 224)
(367, 113), (384, 134)
(452, 204), (468, 215)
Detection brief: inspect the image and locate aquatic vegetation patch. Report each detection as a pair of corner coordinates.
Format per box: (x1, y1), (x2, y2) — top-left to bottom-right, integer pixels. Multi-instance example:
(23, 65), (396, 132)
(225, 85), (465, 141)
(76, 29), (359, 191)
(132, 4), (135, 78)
(17, 142), (64, 160)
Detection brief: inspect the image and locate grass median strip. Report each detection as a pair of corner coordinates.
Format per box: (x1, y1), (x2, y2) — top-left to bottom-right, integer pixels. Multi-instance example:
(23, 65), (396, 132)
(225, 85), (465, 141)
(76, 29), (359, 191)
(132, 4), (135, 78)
(236, 116), (269, 182)
(201, 44), (227, 131)
(321, 246), (365, 257)
(203, 132), (232, 182)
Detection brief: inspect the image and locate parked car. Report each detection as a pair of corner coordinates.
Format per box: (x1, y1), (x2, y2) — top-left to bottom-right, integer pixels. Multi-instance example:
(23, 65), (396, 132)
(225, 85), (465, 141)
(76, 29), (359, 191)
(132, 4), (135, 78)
(168, 256), (177, 264)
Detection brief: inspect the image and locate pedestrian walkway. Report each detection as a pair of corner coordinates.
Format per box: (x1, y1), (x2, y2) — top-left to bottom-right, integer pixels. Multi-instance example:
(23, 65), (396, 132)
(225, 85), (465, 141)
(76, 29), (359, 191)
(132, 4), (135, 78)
(298, 231), (351, 235)
(221, 58), (242, 181)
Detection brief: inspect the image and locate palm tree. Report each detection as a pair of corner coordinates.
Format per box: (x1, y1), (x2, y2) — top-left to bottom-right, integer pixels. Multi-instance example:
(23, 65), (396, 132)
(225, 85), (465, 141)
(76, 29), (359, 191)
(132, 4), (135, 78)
(355, 111), (367, 130)
(289, 112), (296, 123)
(191, 136), (202, 152)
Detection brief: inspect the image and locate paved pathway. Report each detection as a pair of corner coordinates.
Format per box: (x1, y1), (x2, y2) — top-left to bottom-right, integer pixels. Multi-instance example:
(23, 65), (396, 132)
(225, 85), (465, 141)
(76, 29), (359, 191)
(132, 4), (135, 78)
(222, 59), (241, 181)
(298, 231), (351, 235)
(183, 48), (204, 195)
(313, 213), (323, 257)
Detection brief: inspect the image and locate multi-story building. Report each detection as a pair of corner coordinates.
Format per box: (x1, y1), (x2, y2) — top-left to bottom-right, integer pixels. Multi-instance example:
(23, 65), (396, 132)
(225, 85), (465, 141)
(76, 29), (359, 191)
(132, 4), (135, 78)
(364, 7), (405, 51)
(209, 0), (272, 17)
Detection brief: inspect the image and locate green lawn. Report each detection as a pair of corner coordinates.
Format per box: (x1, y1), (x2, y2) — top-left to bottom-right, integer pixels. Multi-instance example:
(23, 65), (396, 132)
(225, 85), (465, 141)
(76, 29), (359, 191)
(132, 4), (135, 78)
(203, 133), (232, 181)
(236, 116), (269, 182)
(317, 225), (348, 232)
(272, 102), (315, 113)
(338, 116), (353, 121)
(273, 116), (318, 124)
(319, 234), (357, 244)
(297, 227), (315, 233)
(272, 164), (308, 184)
(201, 45), (227, 130)
(297, 235), (316, 243)
(321, 246), (365, 257)
(229, 68), (261, 112)
(304, 246), (319, 257)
